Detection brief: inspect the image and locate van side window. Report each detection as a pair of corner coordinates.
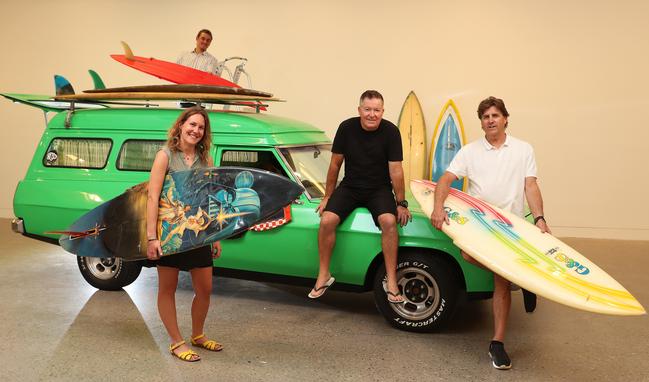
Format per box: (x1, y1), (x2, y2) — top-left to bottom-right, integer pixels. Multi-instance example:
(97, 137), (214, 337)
(43, 138), (112, 169)
(221, 150), (287, 176)
(117, 140), (165, 171)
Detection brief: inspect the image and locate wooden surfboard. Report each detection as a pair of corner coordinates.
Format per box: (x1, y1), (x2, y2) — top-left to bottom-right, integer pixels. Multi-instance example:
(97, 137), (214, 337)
(397, 91), (426, 190)
(55, 92), (281, 103)
(54, 167), (304, 261)
(411, 179), (646, 316)
(429, 99), (466, 190)
(84, 84), (272, 98)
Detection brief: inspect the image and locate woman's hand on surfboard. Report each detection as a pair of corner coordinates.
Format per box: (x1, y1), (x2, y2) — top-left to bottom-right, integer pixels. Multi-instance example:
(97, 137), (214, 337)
(315, 197), (330, 216)
(430, 208), (449, 230)
(211, 241), (222, 259)
(146, 239), (162, 260)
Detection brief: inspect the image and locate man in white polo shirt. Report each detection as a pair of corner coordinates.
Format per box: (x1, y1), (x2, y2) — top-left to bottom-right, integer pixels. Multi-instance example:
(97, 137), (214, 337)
(429, 96), (550, 370)
(176, 29), (219, 74)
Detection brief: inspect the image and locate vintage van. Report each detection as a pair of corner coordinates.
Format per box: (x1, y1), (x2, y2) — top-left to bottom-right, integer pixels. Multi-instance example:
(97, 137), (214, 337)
(5, 96), (493, 332)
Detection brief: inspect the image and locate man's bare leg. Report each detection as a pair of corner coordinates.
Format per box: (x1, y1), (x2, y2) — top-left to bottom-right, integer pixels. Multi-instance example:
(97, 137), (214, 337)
(310, 211), (340, 297)
(378, 213), (404, 302)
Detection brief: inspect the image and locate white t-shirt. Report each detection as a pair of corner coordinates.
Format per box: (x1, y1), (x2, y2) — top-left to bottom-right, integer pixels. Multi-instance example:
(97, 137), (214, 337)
(446, 134), (537, 217)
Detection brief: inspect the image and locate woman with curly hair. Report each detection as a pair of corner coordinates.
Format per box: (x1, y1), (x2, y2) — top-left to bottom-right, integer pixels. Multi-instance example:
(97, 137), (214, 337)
(146, 106), (223, 362)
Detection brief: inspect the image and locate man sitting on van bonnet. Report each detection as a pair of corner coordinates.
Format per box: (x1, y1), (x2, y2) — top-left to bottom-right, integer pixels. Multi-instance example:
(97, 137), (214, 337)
(309, 90), (411, 304)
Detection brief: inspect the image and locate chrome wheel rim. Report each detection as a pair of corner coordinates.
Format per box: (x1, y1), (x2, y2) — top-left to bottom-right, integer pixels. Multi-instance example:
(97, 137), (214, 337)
(84, 257), (120, 280)
(385, 267), (441, 321)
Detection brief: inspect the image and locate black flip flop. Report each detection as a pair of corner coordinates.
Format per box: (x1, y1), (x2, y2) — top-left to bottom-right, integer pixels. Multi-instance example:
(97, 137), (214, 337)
(308, 276), (335, 299)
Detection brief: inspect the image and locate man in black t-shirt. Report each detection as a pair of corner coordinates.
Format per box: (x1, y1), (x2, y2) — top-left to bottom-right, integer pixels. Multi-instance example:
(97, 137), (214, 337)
(308, 90), (411, 303)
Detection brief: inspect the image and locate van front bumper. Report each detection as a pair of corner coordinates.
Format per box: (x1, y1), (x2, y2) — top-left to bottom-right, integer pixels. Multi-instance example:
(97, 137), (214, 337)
(11, 218), (24, 234)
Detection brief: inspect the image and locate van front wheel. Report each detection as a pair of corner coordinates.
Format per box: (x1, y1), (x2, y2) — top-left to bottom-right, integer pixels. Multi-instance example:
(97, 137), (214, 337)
(77, 256), (142, 291)
(373, 252), (462, 332)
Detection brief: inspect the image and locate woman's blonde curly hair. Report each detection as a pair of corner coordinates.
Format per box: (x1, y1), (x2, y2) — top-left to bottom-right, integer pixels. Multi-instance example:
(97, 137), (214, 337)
(166, 106), (212, 164)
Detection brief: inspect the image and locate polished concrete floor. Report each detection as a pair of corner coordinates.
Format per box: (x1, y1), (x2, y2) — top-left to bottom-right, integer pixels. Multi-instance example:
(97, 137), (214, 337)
(1, 219), (648, 382)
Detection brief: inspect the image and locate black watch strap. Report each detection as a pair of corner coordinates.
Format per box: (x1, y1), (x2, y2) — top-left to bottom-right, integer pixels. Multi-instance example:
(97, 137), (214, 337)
(397, 200), (408, 208)
(533, 215), (545, 224)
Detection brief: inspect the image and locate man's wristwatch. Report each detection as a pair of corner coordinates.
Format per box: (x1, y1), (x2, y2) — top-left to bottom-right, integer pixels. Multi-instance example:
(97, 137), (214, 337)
(533, 215), (546, 224)
(396, 200), (408, 208)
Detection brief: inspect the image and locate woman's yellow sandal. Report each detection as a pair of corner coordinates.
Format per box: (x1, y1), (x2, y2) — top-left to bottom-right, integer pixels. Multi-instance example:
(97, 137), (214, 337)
(191, 333), (224, 352)
(169, 340), (201, 362)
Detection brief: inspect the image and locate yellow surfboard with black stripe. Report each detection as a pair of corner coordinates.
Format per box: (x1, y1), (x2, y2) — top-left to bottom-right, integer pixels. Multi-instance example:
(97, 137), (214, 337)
(397, 91), (426, 190)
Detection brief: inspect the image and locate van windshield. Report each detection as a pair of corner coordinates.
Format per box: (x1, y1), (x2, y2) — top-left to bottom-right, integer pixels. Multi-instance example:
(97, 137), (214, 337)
(279, 145), (343, 199)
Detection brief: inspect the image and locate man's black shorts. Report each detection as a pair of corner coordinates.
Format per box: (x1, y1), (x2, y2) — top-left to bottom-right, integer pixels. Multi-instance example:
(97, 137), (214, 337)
(324, 185), (396, 226)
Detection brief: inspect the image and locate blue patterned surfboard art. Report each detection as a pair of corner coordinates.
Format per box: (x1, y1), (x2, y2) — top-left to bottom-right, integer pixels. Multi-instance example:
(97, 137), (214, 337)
(429, 99), (466, 190)
(56, 167), (304, 261)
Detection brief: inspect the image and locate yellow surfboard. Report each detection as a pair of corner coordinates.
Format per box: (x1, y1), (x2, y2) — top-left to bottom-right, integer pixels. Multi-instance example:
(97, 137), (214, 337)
(397, 91), (426, 190)
(411, 179), (646, 316)
(429, 99), (467, 191)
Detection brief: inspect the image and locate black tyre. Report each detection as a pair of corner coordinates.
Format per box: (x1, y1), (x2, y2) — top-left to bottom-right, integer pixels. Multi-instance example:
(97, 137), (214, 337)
(77, 256), (142, 291)
(374, 251), (462, 332)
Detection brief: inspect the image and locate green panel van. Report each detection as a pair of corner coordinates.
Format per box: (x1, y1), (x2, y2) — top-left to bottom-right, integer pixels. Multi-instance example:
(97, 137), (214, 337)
(6, 98), (493, 332)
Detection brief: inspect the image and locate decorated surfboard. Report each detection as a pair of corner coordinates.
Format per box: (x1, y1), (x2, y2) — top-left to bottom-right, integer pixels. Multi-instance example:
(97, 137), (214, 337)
(410, 179), (645, 316)
(54, 167), (304, 261)
(397, 91), (426, 190)
(84, 84), (272, 98)
(111, 41), (239, 88)
(429, 99), (466, 190)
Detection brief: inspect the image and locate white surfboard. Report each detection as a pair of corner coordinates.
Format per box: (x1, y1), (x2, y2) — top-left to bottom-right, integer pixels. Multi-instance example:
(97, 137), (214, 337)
(411, 179), (645, 316)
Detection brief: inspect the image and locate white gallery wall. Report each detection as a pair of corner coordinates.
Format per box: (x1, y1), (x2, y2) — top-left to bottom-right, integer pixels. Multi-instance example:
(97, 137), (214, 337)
(1, 0), (648, 240)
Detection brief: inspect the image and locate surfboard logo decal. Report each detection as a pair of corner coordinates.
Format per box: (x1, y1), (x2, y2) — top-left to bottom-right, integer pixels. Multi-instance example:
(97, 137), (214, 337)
(545, 247), (590, 275)
(444, 207), (468, 225)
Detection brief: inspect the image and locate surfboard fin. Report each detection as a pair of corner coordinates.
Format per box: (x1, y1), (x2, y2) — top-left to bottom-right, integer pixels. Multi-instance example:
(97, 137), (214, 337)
(54, 75), (75, 96)
(121, 41), (135, 61)
(88, 69), (106, 90)
(522, 289), (537, 313)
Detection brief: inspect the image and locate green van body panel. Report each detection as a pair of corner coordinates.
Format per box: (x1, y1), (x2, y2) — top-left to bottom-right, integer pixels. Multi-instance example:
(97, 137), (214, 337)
(12, 107), (493, 293)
